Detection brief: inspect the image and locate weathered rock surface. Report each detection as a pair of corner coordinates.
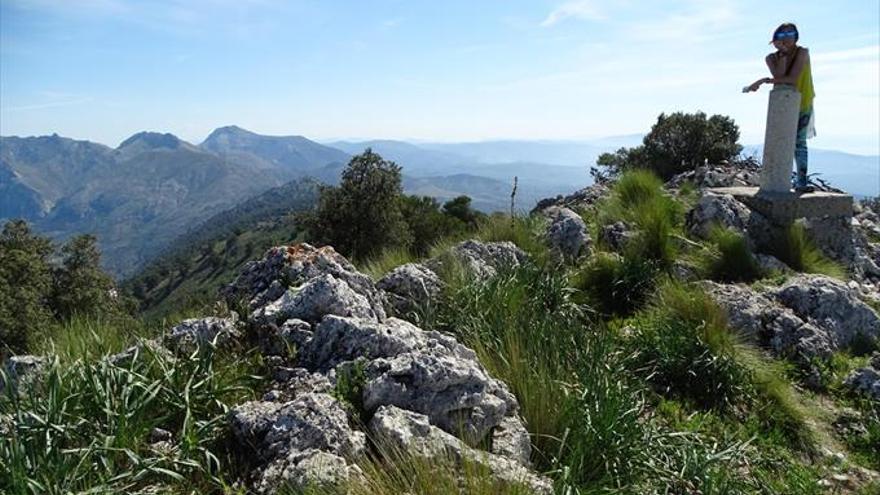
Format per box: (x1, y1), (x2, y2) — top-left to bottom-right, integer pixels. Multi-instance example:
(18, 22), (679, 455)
(685, 193), (753, 239)
(532, 182), (609, 213)
(0, 355), (47, 393)
(219, 243), (540, 492)
(541, 206), (591, 261)
(369, 406), (552, 494)
(666, 162), (761, 190)
(255, 274), (380, 325)
(705, 275), (880, 366)
(771, 275), (880, 348)
(256, 319), (313, 357)
(599, 221), (636, 252)
(229, 393), (366, 493)
(223, 244), (386, 321)
(844, 364), (880, 402)
(702, 281), (834, 360)
(376, 263), (443, 317)
(164, 317), (240, 355)
(108, 338), (173, 367)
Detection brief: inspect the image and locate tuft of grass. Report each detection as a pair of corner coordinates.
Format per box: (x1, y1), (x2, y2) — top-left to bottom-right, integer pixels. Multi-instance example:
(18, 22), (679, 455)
(474, 213), (552, 267)
(31, 315), (153, 363)
(358, 246), (417, 281)
(701, 226), (763, 283)
(771, 223), (847, 279)
(571, 252), (661, 317)
(628, 282), (749, 410)
(597, 169), (683, 270)
(0, 339), (268, 494)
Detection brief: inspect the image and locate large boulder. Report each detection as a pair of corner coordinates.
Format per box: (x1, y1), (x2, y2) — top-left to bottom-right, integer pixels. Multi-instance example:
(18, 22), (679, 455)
(542, 206), (591, 261)
(369, 406), (552, 494)
(376, 263), (444, 317)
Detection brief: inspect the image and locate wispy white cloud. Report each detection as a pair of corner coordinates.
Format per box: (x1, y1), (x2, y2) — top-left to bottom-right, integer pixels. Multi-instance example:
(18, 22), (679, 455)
(812, 45), (879, 63)
(629, 0), (738, 42)
(541, 1), (606, 27)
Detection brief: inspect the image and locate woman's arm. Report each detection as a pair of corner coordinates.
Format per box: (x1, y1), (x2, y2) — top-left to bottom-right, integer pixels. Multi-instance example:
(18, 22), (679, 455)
(766, 48), (808, 85)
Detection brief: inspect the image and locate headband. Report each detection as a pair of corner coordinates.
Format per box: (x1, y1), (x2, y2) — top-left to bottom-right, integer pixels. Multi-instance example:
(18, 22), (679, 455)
(773, 30), (797, 41)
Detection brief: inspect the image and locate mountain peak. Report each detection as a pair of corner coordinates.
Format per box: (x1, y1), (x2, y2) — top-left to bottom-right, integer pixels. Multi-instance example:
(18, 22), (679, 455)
(118, 131), (187, 151)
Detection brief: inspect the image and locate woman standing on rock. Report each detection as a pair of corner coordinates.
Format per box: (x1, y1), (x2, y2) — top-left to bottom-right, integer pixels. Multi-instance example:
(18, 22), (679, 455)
(745, 22), (816, 192)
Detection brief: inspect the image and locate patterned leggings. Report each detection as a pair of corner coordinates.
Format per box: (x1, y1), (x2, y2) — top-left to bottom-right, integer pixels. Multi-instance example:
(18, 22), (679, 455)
(795, 108), (812, 186)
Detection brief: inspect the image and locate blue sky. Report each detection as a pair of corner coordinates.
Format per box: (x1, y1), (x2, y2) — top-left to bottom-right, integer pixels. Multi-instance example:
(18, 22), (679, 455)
(1, 0), (878, 154)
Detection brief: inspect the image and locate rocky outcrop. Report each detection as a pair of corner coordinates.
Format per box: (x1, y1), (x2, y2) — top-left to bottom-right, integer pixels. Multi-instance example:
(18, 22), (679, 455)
(704, 275), (880, 364)
(223, 244), (387, 321)
(218, 242), (540, 493)
(230, 392), (367, 493)
(599, 221), (636, 252)
(666, 161), (761, 190)
(771, 276), (880, 348)
(532, 182), (609, 213)
(541, 206), (591, 261)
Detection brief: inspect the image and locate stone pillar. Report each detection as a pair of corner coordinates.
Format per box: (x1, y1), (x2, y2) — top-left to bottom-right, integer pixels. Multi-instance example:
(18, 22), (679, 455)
(759, 85), (801, 193)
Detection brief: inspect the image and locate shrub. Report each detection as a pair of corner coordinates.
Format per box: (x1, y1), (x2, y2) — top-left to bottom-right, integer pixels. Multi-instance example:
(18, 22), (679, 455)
(596, 111), (742, 180)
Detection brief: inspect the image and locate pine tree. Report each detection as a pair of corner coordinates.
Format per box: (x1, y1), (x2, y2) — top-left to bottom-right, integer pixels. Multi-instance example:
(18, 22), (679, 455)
(0, 220), (54, 354)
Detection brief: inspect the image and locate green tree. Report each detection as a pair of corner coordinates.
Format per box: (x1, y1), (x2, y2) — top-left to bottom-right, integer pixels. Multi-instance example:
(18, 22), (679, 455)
(596, 111), (742, 180)
(442, 195), (484, 228)
(301, 149), (411, 260)
(52, 234), (117, 320)
(400, 195), (468, 257)
(0, 220), (54, 355)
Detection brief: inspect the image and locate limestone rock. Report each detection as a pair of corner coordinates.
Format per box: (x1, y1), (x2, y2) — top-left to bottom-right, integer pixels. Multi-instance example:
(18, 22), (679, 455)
(427, 240), (528, 280)
(844, 365), (880, 402)
(257, 319), (313, 357)
(164, 317), (240, 355)
(0, 355), (47, 393)
(369, 406), (552, 494)
(542, 206), (591, 261)
(255, 274), (380, 325)
(599, 221), (636, 252)
(229, 393), (366, 494)
(685, 193), (752, 239)
(363, 345), (518, 446)
(376, 263), (443, 317)
(492, 415), (533, 467)
(702, 281), (834, 360)
(771, 275), (880, 348)
(223, 243), (386, 321)
(755, 254), (791, 274)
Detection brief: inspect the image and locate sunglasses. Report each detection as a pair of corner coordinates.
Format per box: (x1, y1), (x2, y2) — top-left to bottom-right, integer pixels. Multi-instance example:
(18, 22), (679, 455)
(773, 31), (797, 40)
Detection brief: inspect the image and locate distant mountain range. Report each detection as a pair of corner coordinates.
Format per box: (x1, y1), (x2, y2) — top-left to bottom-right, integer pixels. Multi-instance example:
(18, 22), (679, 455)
(2, 126), (877, 278)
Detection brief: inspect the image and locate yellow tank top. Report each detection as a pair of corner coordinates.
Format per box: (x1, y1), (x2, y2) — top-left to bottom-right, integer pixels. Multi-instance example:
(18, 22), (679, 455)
(796, 53), (815, 111)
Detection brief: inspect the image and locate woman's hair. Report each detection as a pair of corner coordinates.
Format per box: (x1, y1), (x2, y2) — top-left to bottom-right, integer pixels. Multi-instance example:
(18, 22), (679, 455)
(772, 23), (799, 42)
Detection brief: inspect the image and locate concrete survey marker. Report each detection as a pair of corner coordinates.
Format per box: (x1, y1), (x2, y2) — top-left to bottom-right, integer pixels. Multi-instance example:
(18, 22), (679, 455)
(759, 86), (802, 194)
